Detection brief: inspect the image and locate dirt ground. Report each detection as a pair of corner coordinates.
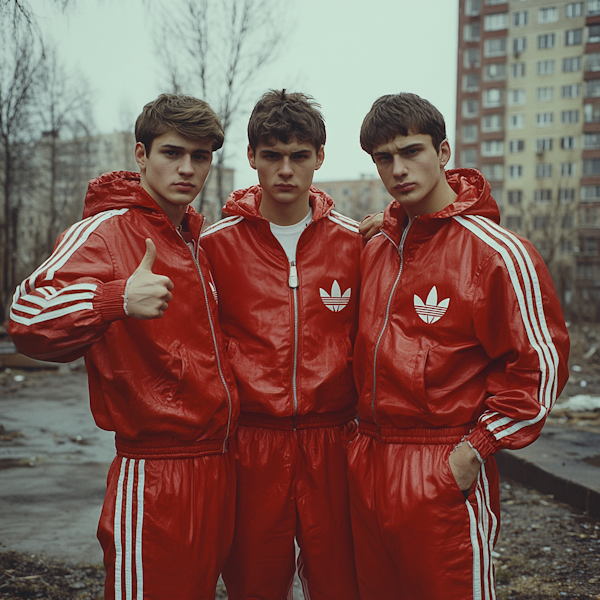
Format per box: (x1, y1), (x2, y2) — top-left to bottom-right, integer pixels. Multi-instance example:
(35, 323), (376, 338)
(0, 322), (599, 599)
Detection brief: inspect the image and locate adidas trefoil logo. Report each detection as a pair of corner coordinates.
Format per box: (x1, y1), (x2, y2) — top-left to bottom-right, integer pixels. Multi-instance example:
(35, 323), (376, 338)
(320, 280), (351, 312)
(414, 286), (449, 324)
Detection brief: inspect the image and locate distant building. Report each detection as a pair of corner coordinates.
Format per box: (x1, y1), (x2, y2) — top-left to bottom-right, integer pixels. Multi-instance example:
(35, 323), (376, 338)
(456, 0), (600, 319)
(314, 175), (392, 221)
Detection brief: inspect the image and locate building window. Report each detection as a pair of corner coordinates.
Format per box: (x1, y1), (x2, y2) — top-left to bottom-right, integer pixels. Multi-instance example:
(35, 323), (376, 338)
(461, 148), (478, 168)
(582, 238), (599, 254)
(585, 103), (600, 122)
(534, 216), (551, 230)
(506, 215), (522, 230)
(559, 188), (576, 202)
(511, 62), (526, 78)
(481, 113), (503, 132)
(508, 165), (523, 178)
(484, 12), (509, 30)
(561, 136), (578, 149)
(483, 63), (506, 81)
(535, 189), (552, 203)
(562, 240), (573, 255)
(538, 7), (559, 23)
(584, 133), (600, 148)
(464, 48), (481, 69)
(465, 0), (482, 16)
(486, 0), (507, 4)
(513, 36), (527, 53)
(562, 110), (580, 123)
(509, 114), (525, 129)
(586, 80), (600, 97)
(537, 60), (555, 75)
(536, 112), (554, 127)
(561, 162), (577, 177)
(509, 139), (525, 153)
(564, 57), (582, 72)
(462, 99), (479, 118)
(536, 164), (553, 178)
(565, 29), (583, 45)
(581, 185), (600, 200)
(536, 87), (553, 102)
(586, 53), (600, 72)
(583, 158), (600, 174)
(462, 124), (478, 143)
(562, 84), (580, 98)
(509, 88), (526, 105)
(482, 88), (503, 107)
(538, 33), (556, 49)
(536, 138), (553, 152)
(513, 10), (528, 26)
(589, 24), (600, 43)
(508, 190), (522, 204)
(463, 74), (479, 92)
(589, 0), (600, 16)
(566, 2), (584, 17)
(464, 23), (481, 42)
(481, 140), (504, 156)
(484, 38), (507, 57)
(481, 164), (504, 181)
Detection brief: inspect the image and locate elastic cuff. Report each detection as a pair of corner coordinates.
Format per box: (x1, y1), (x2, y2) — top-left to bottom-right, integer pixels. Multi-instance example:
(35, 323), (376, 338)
(466, 426), (497, 461)
(97, 280), (128, 321)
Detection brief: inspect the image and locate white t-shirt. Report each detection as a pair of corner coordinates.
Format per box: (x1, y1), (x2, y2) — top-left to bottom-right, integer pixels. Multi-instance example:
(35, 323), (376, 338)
(269, 209), (313, 262)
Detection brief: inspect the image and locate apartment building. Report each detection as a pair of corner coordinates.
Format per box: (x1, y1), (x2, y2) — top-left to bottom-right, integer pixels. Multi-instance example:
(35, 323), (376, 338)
(315, 176), (392, 222)
(456, 0), (600, 319)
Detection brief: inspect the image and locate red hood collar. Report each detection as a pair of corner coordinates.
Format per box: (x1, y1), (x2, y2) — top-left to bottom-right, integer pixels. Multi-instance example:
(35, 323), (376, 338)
(383, 168), (500, 234)
(223, 185), (335, 222)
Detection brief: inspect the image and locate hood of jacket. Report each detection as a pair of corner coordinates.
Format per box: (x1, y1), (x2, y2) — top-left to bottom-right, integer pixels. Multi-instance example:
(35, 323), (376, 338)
(223, 184), (335, 222)
(382, 168), (499, 244)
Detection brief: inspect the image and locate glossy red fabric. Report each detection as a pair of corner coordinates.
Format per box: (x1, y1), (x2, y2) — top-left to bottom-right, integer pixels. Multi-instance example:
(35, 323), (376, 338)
(222, 422), (360, 600)
(348, 432), (500, 600)
(98, 452), (235, 600)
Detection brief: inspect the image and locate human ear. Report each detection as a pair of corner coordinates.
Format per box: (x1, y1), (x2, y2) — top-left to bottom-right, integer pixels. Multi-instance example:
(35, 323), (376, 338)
(247, 145), (257, 170)
(134, 142), (147, 172)
(315, 145), (325, 170)
(438, 139), (451, 168)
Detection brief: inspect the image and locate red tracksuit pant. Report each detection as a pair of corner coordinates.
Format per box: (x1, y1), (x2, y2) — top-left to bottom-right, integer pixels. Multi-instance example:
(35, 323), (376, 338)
(347, 426), (500, 600)
(98, 449), (235, 600)
(222, 416), (361, 600)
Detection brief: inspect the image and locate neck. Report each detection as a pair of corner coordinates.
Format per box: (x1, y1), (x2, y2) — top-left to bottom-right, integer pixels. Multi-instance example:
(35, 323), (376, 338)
(259, 190), (311, 226)
(139, 176), (186, 227)
(406, 173), (457, 222)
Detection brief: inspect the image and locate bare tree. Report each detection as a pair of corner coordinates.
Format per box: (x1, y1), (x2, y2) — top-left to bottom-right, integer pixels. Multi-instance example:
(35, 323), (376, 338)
(0, 11), (44, 320)
(156, 0), (286, 222)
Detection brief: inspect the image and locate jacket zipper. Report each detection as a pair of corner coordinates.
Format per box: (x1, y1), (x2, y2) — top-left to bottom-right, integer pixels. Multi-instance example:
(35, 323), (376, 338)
(178, 229), (233, 453)
(370, 221), (413, 433)
(289, 260), (299, 429)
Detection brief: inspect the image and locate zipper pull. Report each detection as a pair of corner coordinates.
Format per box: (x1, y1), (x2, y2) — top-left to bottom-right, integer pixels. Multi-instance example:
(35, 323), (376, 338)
(289, 261), (299, 288)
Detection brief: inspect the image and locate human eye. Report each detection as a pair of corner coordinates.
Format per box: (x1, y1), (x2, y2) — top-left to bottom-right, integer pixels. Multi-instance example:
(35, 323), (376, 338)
(193, 153), (208, 161)
(293, 153), (310, 160)
(163, 149), (179, 157)
(374, 154), (391, 164)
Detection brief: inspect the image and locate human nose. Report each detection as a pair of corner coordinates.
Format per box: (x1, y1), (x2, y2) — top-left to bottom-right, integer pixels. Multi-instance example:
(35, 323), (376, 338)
(178, 154), (194, 175)
(392, 156), (408, 178)
(279, 156), (293, 177)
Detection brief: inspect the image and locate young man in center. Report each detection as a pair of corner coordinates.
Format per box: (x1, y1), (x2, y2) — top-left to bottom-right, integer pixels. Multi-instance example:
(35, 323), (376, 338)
(201, 89), (362, 599)
(348, 92), (570, 599)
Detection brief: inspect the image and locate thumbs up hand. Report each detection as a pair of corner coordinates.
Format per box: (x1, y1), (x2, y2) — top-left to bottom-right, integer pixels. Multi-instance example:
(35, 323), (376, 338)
(125, 239), (174, 320)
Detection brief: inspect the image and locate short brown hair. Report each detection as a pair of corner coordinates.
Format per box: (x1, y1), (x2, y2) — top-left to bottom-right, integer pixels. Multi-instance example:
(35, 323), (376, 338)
(135, 93), (224, 154)
(247, 89), (326, 153)
(360, 93), (447, 155)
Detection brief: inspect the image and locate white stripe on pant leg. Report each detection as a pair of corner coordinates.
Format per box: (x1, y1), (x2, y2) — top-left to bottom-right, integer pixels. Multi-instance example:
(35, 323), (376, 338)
(465, 497), (482, 600)
(297, 550), (312, 600)
(124, 460), (136, 600)
(136, 460), (145, 600)
(114, 458), (128, 600)
(481, 465), (498, 600)
(475, 480), (491, 600)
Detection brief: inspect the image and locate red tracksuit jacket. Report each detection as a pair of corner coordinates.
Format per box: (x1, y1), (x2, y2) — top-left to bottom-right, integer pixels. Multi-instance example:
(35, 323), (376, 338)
(200, 185), (363, 423)
(353, 168), (570, 459)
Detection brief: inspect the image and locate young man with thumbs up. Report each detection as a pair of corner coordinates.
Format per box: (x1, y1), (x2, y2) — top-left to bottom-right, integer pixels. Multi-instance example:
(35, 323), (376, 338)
(8, 94), (239, 600)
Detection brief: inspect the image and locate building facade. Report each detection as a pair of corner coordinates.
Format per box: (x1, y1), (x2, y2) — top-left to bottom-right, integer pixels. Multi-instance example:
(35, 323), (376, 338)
(315, 176), (392, 222)
(456, 0), (600, 319)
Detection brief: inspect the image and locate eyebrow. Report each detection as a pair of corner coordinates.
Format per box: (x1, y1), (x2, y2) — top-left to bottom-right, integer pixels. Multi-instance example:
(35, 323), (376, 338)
(159, 144), (211, 154)
(373, 142), (424, 156)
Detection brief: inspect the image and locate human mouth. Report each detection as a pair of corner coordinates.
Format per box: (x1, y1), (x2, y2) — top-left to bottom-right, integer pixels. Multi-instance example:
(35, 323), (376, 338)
(174, 182), (195, 192)
(394, 182), (415, 193)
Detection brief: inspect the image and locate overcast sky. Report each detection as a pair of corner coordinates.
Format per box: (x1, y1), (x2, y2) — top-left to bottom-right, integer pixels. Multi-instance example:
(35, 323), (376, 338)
(30, 0), (459, 189)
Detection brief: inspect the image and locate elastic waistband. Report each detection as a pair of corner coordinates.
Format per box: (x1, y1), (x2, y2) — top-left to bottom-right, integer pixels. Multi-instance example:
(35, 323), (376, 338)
(240, 406), (356, 431)
(358, 422), (474, 445)
(115, 435), (228, 459)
